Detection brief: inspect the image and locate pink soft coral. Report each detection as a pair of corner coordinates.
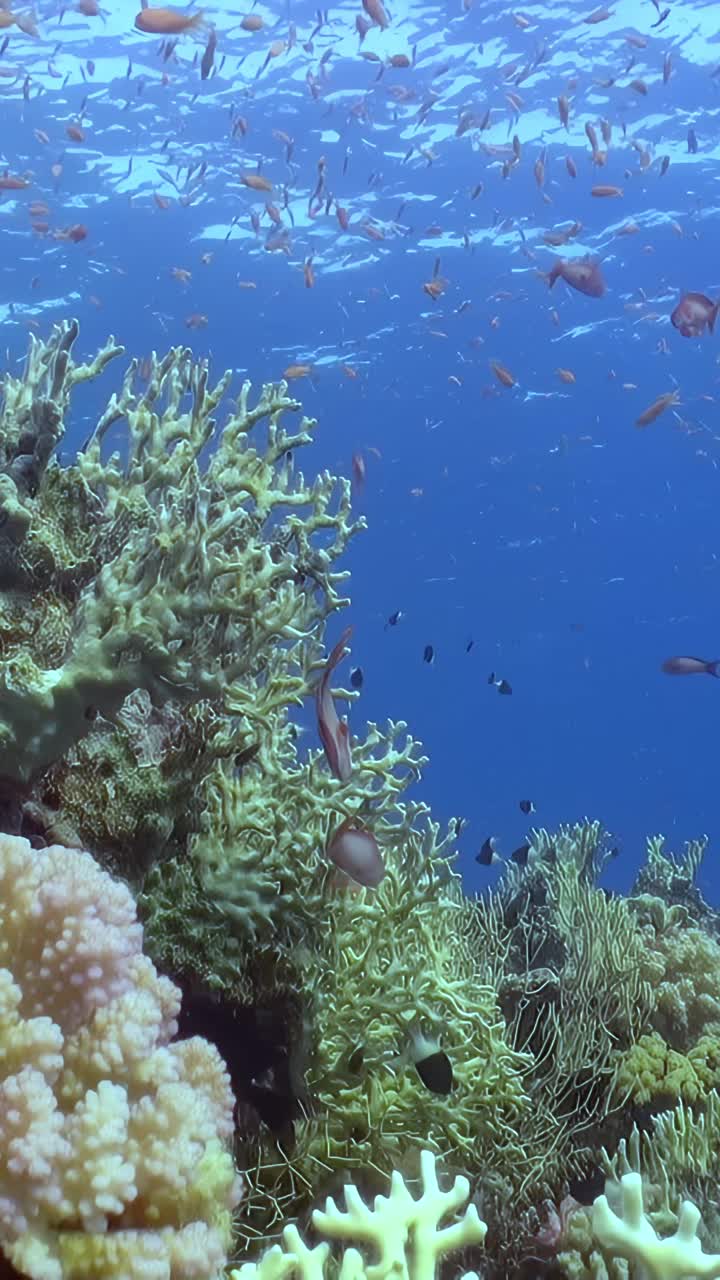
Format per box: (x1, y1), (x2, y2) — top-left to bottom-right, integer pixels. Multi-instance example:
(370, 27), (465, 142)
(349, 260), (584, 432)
(0, 834), (242, 1280)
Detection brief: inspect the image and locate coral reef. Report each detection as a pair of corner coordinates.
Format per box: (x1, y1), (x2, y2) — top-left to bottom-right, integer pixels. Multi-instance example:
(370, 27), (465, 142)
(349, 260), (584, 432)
(0, 832), (241, 1280)
(5, 324), (720, 1279)
(0, 321), (360, 874)
(593, 1173), (720, 1279)
(231, 1149), (486, 1280)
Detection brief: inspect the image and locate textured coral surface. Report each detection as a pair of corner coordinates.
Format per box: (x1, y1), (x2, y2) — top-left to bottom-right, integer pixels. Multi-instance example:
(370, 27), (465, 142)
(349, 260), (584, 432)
(0, 833), (241, 1280)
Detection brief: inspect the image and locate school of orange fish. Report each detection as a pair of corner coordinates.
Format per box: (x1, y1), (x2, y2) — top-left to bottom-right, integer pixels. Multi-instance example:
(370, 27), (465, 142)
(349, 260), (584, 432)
(0, 0), (716, 449)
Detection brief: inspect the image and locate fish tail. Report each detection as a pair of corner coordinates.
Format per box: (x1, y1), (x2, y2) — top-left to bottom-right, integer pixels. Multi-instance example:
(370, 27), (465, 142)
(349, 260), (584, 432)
(188, 9), (210, 31)
(706, 660), (720, 677)
(711, 303), (720, 334)
(13, 9), (39, 34)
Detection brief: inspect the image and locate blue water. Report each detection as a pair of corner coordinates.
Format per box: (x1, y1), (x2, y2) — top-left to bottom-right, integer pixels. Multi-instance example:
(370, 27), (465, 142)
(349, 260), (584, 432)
(1, 0), (718, 898)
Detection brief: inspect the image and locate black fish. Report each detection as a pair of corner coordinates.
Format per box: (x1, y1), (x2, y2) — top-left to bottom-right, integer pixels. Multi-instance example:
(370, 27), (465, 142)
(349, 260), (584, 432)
(235, 742), (260, 769)
(662, 655), (719, 677)
(688, 128), (698, 154)
(347, 1043), (364, 1073)
(519, 799), (535, 815)
(201, 27), (217, 79)
(414, 1049), (454, 1095)
(488, 673), (512, 695)
(510, 842), (530, 866)
(350, 666), (364, 690)
(476, 836), (497, 866)
(465, 638), (474, 652)
(423, 644), (434, 664)
(385, 610), (403, 629)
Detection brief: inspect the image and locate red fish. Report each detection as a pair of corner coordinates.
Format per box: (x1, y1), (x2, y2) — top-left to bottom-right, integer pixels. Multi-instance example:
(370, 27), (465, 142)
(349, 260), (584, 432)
(662, 656), (719, 677)
(546, 258), (606, 298)
(316, 627), (353, 781)
(670, 292), (718, 338)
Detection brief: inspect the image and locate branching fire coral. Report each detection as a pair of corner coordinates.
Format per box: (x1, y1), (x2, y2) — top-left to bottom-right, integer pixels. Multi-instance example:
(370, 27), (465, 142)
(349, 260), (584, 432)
(0, 320), (361, 788)
(0, 832), (241, 1280)
(232, 1149), (486, 1280)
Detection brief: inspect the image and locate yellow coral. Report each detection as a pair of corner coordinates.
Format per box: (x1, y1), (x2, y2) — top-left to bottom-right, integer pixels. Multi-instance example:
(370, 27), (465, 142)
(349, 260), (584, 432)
(611, 1031), (720, 1106)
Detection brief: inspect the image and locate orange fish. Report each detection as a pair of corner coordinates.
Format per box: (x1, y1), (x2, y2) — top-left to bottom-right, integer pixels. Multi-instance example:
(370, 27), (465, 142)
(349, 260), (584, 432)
(134, 6), (207, 34)
(671, 292), (718, 338)
(565, 155), (577, 178)
(635, 389), (680, 427)
(66, 124), (85, 142)
(591, 184), (623, 197)
(185, 312), (208, 328)
(0, 172), (29, 189)
(283, 363), (313, 379)
(557, 94), (570, 127)
(546, 258), (606, 298)
(362, 0), (389, 26)
(240, 12), (263, 28)
(490, 360), (516, 388)
(241, 172), (272, 192)
(423, 278), (446, 300)
(303, 258), (315, 288)
(0, 10), (38, 34)
(556, 368), (576, 383)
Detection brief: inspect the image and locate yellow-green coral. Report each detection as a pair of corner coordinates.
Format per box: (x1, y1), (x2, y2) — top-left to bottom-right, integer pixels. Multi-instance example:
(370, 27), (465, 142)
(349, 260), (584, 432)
(0, 321), (362, 782)
(232, 1149), (487, 1280)
(470, 822), (655, 1209)
(238, 823), (531, 1243)
(613, 1032), (720, 1107)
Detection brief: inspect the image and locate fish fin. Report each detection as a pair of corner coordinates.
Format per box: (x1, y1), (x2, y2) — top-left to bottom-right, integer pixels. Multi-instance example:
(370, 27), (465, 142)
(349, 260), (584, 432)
(711, 304), (720, 334)
(188, 8), (210, 31)
(13, 10), (38, 34)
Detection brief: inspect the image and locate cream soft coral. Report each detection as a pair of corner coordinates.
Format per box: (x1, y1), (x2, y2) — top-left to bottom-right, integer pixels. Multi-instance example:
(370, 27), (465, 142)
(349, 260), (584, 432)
(0, 834), (242, 1280)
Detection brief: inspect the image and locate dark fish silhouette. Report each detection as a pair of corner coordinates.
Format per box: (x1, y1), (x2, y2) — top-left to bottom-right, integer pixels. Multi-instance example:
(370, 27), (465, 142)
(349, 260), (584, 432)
(510, 842), (530, 866)
(662, 656), (719, 677)
(488, 673), (512, 695)
(476, 836), (498, 866)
